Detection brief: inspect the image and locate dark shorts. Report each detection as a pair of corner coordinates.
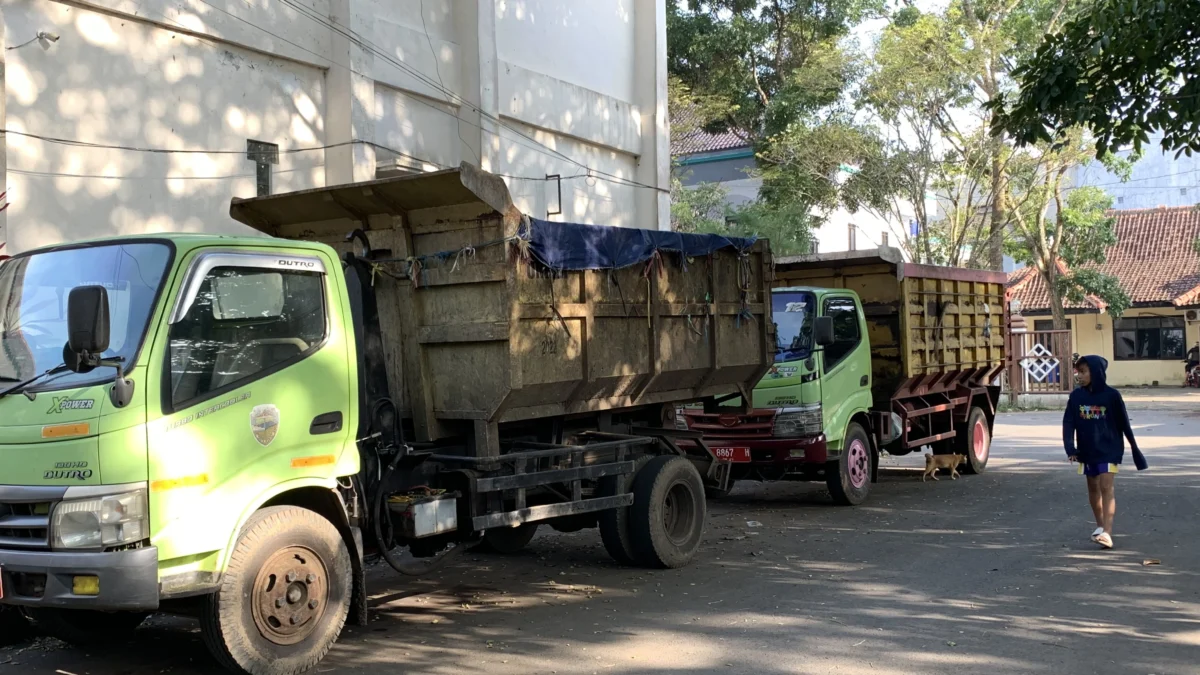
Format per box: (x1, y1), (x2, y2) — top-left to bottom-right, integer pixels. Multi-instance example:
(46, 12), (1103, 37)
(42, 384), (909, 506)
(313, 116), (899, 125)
(1078, 462), (1119, 477)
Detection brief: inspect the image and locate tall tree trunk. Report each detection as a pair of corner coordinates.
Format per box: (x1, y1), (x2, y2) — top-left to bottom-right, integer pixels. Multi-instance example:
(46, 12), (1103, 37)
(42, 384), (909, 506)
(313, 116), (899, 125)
(1041, 264), (1069, 330)
(987, 149), (1006, 271)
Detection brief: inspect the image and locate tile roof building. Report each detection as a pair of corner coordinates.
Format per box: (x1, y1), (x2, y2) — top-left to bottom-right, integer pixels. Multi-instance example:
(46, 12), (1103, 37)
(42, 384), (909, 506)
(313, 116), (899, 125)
(1007, 205), (1200, 387)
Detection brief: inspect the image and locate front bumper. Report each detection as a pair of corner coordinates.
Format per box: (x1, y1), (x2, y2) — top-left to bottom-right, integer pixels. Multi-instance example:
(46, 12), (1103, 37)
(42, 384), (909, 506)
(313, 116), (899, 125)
(738, 434), (829, 465)
(0, 546), (159, 611)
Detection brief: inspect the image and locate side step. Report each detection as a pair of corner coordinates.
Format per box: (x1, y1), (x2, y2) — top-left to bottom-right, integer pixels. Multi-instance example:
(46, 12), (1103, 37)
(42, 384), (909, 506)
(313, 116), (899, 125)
(472, 494), (634, 530)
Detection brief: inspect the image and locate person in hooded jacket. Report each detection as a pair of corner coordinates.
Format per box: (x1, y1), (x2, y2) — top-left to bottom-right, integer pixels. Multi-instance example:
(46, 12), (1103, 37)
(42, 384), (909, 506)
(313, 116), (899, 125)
(1063, 355), (1148, 549)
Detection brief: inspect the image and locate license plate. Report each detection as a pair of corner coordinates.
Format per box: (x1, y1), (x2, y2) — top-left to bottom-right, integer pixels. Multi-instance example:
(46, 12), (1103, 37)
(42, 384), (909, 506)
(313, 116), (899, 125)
(712, 446), (751, 463)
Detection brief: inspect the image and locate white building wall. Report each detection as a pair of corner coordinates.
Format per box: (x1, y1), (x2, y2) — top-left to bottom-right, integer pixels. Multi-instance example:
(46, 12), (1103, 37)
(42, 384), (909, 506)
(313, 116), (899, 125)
(2, 0), (330, 254)
(1, 0), (670, 255)
(1070, 133), (1200, 210)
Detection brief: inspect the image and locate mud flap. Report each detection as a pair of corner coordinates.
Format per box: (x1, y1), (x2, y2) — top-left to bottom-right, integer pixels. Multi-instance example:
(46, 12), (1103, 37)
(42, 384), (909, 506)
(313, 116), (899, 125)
(348, 526), (368, 626)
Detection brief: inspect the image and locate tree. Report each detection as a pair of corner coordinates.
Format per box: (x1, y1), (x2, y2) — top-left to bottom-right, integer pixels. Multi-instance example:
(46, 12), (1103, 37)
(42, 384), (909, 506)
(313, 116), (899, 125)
(844, 10), (990, 265)
(671, 173), (817, 255)
(993, 0), (1200, 157)
(842, 1), (1087, 270)
(1004, 131), (1132, 327)
(670, 173), (729, 234)
(668, 0), (884, 223)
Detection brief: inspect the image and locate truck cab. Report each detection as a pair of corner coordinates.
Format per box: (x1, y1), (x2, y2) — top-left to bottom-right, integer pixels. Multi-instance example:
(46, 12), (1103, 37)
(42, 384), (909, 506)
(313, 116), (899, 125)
(683, 287), (876, 504)
(683, 248), (1006, 506)
(0, 237), (359, 629)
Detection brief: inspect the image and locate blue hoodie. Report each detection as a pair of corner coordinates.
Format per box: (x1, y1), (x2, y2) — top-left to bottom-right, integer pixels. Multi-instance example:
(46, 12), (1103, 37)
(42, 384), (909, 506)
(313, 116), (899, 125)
(1063, 355), (1147, 469)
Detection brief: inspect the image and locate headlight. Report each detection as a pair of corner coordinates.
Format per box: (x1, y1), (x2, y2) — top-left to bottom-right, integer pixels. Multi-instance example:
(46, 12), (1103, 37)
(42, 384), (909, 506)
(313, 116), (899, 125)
(52, 489), (148, 550)
(773, 404), (823, 438)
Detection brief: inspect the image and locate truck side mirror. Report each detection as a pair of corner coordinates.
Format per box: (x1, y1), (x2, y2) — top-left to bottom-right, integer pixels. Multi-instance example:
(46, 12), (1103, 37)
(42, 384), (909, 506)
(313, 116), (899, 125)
(65, 285), (111, 371)
(814, 316), (835, 347)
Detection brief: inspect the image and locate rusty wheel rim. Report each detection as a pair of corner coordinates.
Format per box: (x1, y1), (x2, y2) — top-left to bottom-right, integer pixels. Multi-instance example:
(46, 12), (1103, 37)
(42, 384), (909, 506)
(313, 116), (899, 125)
(251, 546), (329, 646)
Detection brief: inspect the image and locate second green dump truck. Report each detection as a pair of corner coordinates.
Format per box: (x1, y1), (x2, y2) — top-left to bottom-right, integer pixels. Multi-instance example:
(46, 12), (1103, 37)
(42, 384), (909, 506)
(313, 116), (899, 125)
(683, 249), (1008, 505)
(0, 165), (772, 674)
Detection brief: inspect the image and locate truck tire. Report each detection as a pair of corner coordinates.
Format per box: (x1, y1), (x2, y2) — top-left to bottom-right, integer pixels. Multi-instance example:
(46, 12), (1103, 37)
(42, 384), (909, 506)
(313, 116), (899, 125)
(25, 608), (147, 645)
(827, 423), (872, 506)
(478, 523), (539, 554)
(200, 506), (352, 675)
(958, 407), (991, 475)
(0, 606), (34, 646)
(598, 455), (653, 566)
(629, 456), (706, 569)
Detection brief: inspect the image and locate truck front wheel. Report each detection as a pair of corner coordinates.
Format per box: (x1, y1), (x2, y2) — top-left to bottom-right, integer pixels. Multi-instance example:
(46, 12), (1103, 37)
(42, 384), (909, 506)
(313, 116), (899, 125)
(200, 506), (352, 675)
(827, 423), (872, 506)
(629, 456), (707, 569)
(958, 407), (991, 474)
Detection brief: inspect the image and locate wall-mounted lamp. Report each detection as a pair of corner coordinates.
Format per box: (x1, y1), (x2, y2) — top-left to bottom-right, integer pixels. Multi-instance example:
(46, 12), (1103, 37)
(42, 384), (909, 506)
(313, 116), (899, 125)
(8, 31), (60, 51)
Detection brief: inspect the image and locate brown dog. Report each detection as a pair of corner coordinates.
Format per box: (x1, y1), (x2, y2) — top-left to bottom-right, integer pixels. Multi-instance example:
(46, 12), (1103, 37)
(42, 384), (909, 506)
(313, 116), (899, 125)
(923, 453), (964, 482)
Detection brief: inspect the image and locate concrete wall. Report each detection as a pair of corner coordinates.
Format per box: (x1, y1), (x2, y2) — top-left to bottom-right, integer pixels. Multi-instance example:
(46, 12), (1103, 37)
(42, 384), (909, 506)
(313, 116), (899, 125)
(1, 0), (670, 255)
(1053, 310), (1200, 387)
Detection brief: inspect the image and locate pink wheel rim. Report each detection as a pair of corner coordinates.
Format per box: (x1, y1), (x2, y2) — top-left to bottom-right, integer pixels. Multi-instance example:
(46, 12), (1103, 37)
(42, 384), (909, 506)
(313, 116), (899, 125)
(973, 419), (989, 463)
(848, 439), (869, 489)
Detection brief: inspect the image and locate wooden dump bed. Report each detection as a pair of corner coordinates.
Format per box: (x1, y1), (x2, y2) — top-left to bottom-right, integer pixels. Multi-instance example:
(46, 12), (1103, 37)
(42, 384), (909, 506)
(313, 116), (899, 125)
(229, 163), (773, 443)
(774, 248), (1007, 405)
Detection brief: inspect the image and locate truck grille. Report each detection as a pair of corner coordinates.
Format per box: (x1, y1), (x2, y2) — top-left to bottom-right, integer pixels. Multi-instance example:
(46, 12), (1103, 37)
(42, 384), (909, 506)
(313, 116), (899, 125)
(684, 411), (777, 440)
(0, 485), (62, 550)
(0, 497), (56, 550)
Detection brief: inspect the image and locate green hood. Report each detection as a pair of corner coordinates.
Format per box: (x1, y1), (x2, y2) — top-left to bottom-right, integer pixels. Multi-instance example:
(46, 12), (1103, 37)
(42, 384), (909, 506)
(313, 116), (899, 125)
(0, 383), (110, 485)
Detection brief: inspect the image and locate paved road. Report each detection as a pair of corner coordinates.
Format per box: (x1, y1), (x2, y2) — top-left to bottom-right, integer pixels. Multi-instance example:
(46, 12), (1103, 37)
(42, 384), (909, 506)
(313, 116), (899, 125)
(4, 410), (1199, 674)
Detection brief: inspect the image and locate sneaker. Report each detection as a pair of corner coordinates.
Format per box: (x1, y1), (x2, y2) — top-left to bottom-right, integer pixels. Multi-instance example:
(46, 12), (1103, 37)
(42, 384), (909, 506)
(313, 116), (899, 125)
(1091, 527), (1105, 542)
(1096, 532), (1114, 549)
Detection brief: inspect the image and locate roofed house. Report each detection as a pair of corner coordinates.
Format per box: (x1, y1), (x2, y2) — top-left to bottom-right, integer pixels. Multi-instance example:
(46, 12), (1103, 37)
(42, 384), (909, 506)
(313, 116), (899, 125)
(1007, 205), (1200, 387)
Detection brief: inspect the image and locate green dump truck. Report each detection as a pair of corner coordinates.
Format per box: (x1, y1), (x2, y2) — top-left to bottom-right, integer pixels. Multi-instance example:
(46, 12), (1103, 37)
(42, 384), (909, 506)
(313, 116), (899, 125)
(683, 249), (1008, 505)
(0, 165), (772, 674)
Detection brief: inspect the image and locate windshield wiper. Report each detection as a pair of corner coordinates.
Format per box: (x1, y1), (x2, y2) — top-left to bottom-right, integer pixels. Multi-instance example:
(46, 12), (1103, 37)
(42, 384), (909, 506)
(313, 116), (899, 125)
(0, 364), (70, 401)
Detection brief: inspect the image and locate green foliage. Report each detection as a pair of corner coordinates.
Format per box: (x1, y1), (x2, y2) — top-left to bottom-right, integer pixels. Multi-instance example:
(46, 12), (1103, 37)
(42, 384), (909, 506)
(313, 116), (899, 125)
(1055, 187), (1120, 269)
(668, 0), (884, 225)
(670, 172), (815, 256)
(1058, 269), (1131, 318)
(720, 201), (817, 255)
(670, 173), (730, 234)
(994, 0), (1200, 157)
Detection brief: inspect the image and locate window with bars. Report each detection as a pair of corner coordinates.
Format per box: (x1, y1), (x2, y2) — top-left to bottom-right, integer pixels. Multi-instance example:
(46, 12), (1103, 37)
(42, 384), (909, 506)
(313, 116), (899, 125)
(1114, 316), (1185, 360)
(246, 140), (279, 197)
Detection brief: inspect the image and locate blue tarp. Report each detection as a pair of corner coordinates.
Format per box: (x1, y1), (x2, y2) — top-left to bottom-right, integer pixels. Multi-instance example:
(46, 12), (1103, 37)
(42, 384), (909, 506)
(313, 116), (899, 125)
(525, 217), (757, 272)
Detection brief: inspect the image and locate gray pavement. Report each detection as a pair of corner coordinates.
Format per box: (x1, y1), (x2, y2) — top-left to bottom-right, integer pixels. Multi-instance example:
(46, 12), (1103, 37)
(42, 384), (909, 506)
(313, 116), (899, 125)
(4, 409), (1199, 674)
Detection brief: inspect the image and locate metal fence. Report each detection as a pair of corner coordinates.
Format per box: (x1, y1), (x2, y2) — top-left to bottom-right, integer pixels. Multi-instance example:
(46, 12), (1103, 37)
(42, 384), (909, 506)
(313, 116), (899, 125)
(1008, 329), (1074, 394)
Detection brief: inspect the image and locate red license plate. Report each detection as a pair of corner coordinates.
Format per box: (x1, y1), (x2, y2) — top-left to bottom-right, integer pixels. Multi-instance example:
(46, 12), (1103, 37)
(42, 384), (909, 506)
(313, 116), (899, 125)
(712, 446), (751, 463)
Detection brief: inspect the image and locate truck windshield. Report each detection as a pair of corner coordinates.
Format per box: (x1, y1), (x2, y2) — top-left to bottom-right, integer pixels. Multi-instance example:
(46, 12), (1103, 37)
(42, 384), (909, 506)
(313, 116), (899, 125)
(772, 291), (815, 362)
(0, 242), (172, 391)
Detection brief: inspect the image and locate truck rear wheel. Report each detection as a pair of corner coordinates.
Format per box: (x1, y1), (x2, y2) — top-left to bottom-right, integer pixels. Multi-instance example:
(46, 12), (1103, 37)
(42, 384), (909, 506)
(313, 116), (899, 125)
(25, 608), (147, 645)
(629, 456), (706, 569)
(598, 455), (653, 566)
(959, 407), (990, 474)
(200, 506), (352, 675)
(478, 523), (539, 554)
(827, 423), (872, 506)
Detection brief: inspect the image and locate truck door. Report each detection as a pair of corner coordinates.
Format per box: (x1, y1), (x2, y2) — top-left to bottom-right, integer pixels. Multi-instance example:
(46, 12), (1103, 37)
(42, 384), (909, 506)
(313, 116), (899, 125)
(147, 250), (354, 564)
(820, 294), (867, 451)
